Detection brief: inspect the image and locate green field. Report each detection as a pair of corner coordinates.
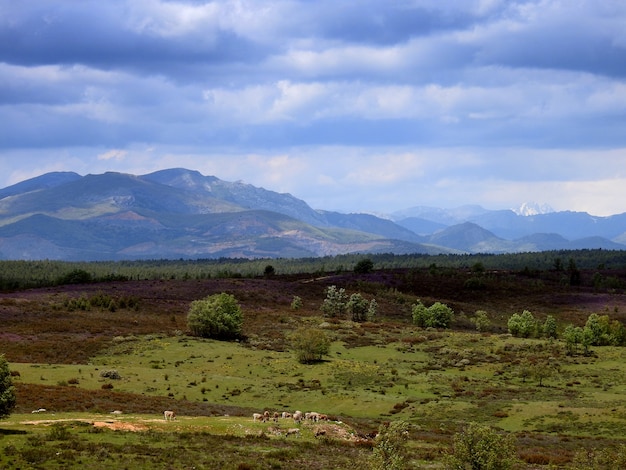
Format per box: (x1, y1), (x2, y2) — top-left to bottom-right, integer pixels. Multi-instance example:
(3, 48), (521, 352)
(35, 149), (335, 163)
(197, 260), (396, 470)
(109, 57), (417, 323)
(3, 261), (626, 468)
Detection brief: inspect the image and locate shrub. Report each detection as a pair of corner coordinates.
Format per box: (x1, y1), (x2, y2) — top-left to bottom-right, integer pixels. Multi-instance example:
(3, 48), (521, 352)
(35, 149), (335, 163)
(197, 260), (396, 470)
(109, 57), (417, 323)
(290, 328), (330, 364)
(369, 420), (410, 470)
(507, 310), (537, 338)
(542, 315), (558, 339)
(57, 269), (93, 285)
(320, 285), (348, 318)
(412, 301), (454, 329)
(445, 422), (518, 470)
(0, 355), (16, 419)
(472, 310), (491, 332)
(187, 293), (243, 340)
(354, 258), (374, 274)
(291, 295), (303, 310)
(347, 293), (369, 322)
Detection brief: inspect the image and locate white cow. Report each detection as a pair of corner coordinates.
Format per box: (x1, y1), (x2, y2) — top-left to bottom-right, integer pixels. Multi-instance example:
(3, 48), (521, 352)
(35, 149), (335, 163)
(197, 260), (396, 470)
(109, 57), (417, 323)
(164, 410), (176, 421)
(292, 410), (303, 423)
(253, 413), (263, 421)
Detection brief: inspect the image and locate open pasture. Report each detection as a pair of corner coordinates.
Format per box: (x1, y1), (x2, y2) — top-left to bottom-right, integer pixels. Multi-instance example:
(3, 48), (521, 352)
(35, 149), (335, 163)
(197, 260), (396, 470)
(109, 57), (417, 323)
(3, 266), (626, 467)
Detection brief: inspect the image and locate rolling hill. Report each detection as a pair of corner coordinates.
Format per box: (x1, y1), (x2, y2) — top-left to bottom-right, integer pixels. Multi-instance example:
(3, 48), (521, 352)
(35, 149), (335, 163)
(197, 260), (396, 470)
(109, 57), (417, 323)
(0, 168), (625, 260)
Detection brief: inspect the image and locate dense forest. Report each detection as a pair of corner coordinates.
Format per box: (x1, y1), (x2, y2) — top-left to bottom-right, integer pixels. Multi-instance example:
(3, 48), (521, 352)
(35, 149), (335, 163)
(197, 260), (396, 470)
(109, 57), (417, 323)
(2, 249), (626, 291)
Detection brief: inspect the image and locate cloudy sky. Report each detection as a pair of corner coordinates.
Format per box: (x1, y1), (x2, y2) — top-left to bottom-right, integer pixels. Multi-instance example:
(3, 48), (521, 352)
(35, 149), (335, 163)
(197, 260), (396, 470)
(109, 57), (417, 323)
(1, 0), (626, 216)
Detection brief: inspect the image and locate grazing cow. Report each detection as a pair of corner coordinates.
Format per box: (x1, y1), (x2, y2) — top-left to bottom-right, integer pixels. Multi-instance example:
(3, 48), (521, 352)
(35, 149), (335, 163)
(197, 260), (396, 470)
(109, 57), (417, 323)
(164, 410), (176, 421)
(263, 410), (270, 422)
(286, 428), (300, 437)
(319, 414), (328, 421)
(293, 410), (303, 423)
(308, 412), (321, 422)
(281, 412), (292, 419)
(253, 413), (263, 422)
(273, 412), (280, 422)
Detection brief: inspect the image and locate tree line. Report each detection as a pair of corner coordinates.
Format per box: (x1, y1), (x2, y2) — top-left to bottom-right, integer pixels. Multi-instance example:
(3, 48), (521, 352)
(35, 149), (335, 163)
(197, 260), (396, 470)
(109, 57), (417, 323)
(2, 249), (626, 291)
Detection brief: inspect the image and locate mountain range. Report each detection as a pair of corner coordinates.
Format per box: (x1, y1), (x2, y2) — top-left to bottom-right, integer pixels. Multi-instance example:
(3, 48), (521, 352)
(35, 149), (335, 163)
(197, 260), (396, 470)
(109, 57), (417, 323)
(1, 168), (625, 261)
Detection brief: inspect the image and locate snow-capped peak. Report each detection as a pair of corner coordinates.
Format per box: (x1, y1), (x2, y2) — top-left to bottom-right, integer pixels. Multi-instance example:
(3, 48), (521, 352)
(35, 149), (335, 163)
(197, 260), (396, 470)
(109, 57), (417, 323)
(513, 202), (554, 216)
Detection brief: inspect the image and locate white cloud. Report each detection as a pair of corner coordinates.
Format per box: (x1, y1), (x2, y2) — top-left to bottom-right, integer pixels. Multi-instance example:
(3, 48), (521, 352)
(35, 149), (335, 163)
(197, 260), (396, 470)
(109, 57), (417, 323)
(97, 149), (127, 161)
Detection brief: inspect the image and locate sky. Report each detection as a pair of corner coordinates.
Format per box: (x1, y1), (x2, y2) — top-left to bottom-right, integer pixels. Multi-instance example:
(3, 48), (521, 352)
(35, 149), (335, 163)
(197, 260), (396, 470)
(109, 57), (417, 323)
(1, 0), (626, 216)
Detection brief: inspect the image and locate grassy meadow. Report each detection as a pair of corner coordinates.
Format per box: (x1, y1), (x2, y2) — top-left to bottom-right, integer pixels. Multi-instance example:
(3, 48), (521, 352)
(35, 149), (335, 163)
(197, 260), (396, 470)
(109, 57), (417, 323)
(2, 264), (626, 468)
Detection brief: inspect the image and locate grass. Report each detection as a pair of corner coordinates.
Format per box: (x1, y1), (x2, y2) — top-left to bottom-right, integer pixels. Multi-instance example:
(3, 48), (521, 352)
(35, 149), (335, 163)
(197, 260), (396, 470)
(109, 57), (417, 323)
(3, 268), (626, 467)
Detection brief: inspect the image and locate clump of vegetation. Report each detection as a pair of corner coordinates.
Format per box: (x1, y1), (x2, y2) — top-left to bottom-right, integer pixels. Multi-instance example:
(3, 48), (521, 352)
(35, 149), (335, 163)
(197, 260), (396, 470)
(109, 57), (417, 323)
(289, 327), (330, 364)
(187, 293), (243, 340)
(0, 355), (16, 419)
(507, 310), (538, 338)
(290, 295), (302, 310)
(412, 300), (454, 328)
(347, 293), (377, 322)
(572, 445), (626, 469)
(445, 422), (519, 470)
(354, 258), (374, 274)
(369, 420), (410, 470)
(321, 285), (348, 318)
(472, 310), (491, 332)
(56, 269), (92, 285)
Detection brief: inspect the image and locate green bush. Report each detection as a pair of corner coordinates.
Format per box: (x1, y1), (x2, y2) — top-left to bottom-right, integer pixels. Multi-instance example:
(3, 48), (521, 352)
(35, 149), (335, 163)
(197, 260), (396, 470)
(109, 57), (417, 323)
(290, 328), (330, 364)
(0, 355), (16, 419)
(369, 420), (410, 470)
(354, 258), (374, 274)
(412, 300), (454, 328)
(347, 293), (369, 322)
(507, 310), (537, 338)
(445, 422), (518, 470)
(321, 285), (348, 318)
(187, 293), (243, 340)
(291, 295), (303, 310)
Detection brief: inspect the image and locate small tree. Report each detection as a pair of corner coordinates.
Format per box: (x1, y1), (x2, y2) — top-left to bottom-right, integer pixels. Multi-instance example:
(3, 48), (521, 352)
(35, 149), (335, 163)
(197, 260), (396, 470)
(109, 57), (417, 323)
(0, 355), (16, 420)
(445, 422), (518, 470)
(563, 324), (583, 355)
(369, 420), (410, 470)
(584, 313), (612, 346)
(412, 300), (454, 329)
(411, 300), (430, 327)
(531, 360), (556, 387)
(291, 295), (303, 310)
(367, 298), (378, 322)
(507, 310), (537, 338)
(347, 293), (369, 322)
(429, 302), (454, 328)
(290, 328), (330, 364)
(473, 310), (491, 332)
(321, 285), (348, 318)
(187, 293), (243, 340)
(542, 315), (558, 339)
(354, 258), (374, 274)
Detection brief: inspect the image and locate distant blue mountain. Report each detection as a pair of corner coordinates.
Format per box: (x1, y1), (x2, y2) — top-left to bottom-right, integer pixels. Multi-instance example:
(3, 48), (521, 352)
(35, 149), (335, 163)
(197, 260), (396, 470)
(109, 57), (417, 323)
(0, 169), (624, 260)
